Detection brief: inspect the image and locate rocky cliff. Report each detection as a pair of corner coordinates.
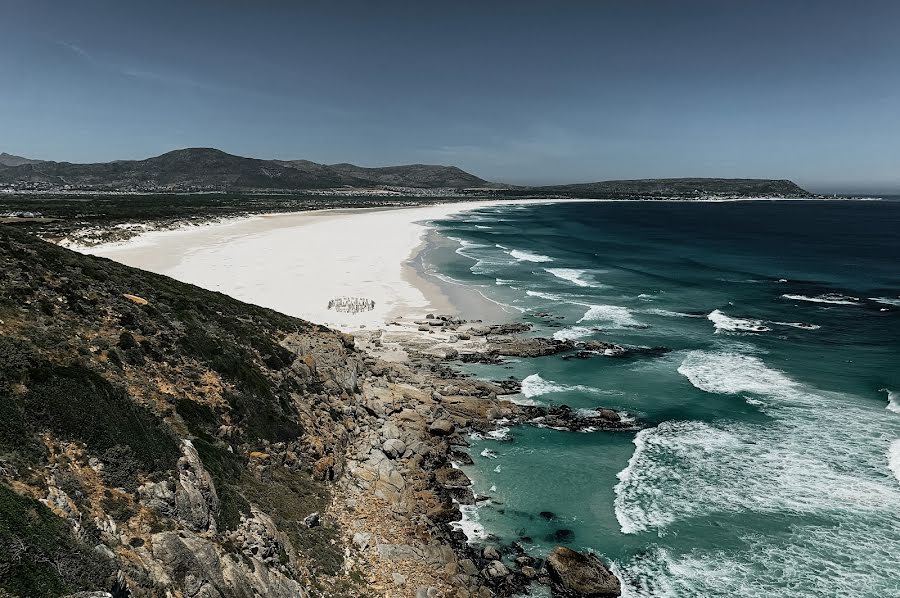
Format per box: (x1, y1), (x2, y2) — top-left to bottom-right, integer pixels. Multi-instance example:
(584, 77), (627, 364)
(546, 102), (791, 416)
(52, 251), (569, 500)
(0, 226), (623, 598)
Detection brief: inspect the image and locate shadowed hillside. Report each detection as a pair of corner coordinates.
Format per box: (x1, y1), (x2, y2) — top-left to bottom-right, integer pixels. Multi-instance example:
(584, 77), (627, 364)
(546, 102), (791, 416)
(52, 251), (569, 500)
(0, 148), (493, 192)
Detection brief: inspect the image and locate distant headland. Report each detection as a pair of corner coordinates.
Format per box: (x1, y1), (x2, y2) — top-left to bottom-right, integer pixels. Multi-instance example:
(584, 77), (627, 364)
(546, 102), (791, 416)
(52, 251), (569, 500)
(0, 147), (811, 198)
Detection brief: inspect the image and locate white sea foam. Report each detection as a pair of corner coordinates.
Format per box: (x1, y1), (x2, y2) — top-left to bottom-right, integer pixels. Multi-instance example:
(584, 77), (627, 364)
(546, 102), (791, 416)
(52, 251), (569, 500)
(544, 267), (595, 287)
(772, 321), (821, 330)
(480, 448), (499, 459)
(526, 290), (564, 301)
(521, 373), (602, 398)
(641, 308), (701, 318)
(676, 351), (797, 398)
(486, 419), (511, 440)
(521, 373), (568, 398)
(617, 527), (900, 598)
(870, 296), (900, 307)
(781, 293), (861, 305)
(889, 441), (900, 483)
(884, 389), (900, 414)
(707, 309), (771, 333)
(552, 326), (596, 341)
(451, 503), (487, 541)
(509, 249), (554, 263)
(578, 304), (642, 328)
(614, 349), (900, 597)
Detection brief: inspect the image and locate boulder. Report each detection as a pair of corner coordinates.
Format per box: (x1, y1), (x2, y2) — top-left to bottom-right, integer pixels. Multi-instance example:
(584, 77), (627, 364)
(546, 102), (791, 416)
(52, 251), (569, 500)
(482, 560), (509, 579)
(381, 421), (402, 440)
(303, 512), (321, 528)
(353, 532), (372, 550)
(429, 419), (456, 436)
(545, 546), (620, 597)
(382, 438), (407, 459)
(482, 545), (501, 561)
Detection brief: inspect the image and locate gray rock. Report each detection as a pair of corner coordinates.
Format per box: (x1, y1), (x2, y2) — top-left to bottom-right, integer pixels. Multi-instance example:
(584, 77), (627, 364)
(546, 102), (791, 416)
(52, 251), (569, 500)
(392, 572), (407, 586)
(429, 419), (455, 436)
(483, 560), (509, 579)
(482, 545), (501, 561)
(545, 545), (621, 597)
(382, 438), (406, 459)
(174, 440), (220, 532)
(151, 530), (308, 598)
(381, 421), (402, 440)
(459, 558), (479, 575)
(303, 511), (320, 528)
(377, 543), (421, 561)
(352, 532), (372, 550)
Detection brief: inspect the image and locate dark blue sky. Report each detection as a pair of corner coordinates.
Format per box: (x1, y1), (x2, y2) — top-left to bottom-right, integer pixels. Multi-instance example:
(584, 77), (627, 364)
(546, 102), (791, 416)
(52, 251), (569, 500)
(3, 0), (899, 192)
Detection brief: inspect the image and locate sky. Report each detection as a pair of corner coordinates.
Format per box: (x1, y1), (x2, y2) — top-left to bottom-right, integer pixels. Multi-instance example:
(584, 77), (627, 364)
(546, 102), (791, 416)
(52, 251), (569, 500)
(2, 0), (899, 193)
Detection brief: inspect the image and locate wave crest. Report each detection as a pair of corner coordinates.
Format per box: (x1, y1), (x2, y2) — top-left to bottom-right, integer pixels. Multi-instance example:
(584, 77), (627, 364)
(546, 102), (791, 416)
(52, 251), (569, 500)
(509, 249), (553, 263)
(544, 268), (595, 287)
(781, 293), (861, 305)
(707, 309), (771, 333)
(578, 304), (642, 328)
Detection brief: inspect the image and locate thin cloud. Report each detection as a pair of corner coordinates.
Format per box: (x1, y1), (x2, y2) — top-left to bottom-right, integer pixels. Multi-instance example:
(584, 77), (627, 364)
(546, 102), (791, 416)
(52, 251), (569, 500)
(56, 40), (95, 64)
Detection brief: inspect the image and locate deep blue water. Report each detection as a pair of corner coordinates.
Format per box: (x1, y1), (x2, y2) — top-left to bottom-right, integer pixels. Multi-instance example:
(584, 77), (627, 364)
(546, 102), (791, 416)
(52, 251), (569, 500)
(426, 200), (900, 598)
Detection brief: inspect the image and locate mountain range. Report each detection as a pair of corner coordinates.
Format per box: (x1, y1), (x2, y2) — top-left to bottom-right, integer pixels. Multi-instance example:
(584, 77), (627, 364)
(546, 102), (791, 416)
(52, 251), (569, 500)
(0, 148), (490, 190)
(0, 147), (811, 196)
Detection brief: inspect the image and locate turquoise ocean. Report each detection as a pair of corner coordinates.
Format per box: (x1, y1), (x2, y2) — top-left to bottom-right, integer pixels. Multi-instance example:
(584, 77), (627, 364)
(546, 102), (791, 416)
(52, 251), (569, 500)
(422, 200), (900, 597)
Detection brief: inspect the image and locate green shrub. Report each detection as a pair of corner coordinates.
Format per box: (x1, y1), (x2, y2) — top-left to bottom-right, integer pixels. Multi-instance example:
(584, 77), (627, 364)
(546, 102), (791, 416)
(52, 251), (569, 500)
(191, 438), (250, 531)
(23, 365), (179, 474)
(0, 484), (115, 597)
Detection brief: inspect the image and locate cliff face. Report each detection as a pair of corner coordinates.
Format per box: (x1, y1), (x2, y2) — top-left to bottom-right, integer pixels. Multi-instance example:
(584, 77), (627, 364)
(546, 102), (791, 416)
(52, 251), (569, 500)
(0, 225), (378, 597)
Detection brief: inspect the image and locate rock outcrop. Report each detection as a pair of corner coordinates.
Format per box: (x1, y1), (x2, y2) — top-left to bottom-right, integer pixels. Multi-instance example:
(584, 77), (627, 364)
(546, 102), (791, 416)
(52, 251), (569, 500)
(545, 546), (621, 597)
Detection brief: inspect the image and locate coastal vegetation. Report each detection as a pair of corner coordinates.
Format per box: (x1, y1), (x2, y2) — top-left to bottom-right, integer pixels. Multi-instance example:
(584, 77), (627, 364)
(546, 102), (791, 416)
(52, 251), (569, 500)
(0, 223), (629, 597)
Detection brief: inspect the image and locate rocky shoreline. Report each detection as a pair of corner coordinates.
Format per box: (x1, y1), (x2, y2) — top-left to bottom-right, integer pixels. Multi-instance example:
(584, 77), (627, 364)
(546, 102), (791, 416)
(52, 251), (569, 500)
(339, 317), (654, 597)
(0, 226), (641, 598)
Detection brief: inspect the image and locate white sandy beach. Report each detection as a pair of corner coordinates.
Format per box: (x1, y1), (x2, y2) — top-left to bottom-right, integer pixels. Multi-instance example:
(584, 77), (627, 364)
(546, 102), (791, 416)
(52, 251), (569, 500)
(78, 200), (578, 331)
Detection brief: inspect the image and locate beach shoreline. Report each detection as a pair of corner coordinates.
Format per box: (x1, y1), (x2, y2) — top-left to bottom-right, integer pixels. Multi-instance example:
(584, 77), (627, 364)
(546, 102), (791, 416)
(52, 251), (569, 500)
(75, 199), (593, 332)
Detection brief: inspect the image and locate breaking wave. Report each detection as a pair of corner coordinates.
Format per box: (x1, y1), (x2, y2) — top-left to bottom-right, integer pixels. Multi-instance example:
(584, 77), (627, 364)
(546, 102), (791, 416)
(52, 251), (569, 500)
(552, 326), (596, 341)
(544, 268), (595, 287)
(781, 293), (861, 305)
(707, 309), (771, 333)
(889, 441), (900, 484)
(578, 304), (642, 328)
(870, 297), (900, 307)
(509, 249), (554, 263)
(614, 350), (900, 596)
(521, 373), (601, 398)
(526, 290), (564, 301)
(772, 321), (821, 330)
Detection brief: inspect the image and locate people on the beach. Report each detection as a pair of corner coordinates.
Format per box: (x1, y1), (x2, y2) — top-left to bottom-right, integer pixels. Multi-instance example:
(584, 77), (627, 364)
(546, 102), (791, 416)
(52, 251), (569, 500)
(327, 296), (375, 313)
